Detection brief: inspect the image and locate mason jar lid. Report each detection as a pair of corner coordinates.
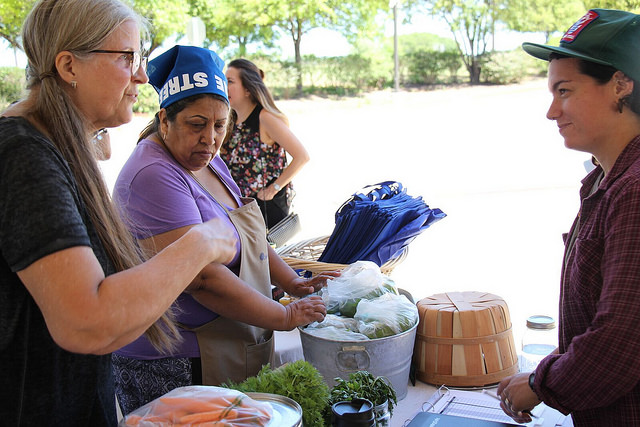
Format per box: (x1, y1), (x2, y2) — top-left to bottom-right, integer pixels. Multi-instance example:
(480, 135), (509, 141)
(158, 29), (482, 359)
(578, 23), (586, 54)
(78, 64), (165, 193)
(526, 315), (556, 330)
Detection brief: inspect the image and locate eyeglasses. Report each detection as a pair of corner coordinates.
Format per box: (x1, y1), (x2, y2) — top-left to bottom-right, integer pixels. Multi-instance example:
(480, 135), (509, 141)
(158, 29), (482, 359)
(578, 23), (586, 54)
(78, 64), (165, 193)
(89, 49), (148, 75)
(92, 128), (108, 143)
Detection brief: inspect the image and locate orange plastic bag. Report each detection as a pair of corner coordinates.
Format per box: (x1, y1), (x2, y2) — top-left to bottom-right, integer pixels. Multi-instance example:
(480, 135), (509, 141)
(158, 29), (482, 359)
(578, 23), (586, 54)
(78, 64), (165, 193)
(120, 386), (273, 426)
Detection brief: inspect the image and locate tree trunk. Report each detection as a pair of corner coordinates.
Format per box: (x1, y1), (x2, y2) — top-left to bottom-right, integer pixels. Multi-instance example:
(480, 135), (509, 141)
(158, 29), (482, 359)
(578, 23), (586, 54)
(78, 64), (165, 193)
(469, 57), (481, 85)
(545, 31), (552, 43)
(294, 25), (303, 97)
(239, 37), (247, 57)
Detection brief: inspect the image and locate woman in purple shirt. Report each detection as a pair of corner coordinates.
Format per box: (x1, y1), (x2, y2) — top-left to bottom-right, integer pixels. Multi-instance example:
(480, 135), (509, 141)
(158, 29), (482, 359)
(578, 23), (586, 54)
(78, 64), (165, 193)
(498, 9), (640, 426)
(112, 45), (337, 415)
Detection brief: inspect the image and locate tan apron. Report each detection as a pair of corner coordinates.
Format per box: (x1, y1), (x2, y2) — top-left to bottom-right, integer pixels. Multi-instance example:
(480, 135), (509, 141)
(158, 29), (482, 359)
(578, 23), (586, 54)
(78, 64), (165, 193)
(188, 195), (273, 385)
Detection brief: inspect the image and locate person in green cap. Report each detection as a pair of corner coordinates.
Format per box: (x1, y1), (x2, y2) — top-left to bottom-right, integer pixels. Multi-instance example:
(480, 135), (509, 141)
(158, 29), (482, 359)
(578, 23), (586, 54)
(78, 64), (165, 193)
(496, 9), (640, 426)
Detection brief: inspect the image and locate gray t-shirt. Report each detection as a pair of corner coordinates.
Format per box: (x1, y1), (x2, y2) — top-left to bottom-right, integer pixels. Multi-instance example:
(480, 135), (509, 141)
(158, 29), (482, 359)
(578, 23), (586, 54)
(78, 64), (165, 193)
(0, 116), (116, 426)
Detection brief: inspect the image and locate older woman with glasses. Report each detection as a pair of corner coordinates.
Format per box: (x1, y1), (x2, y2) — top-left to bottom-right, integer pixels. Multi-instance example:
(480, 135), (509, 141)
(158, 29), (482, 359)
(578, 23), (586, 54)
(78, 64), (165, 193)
(0, 0), (235, 424)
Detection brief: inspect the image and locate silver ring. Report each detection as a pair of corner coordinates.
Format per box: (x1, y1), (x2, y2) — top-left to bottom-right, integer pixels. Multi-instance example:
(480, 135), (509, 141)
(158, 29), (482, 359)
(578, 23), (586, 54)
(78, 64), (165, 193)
(504, 397), (510, 407)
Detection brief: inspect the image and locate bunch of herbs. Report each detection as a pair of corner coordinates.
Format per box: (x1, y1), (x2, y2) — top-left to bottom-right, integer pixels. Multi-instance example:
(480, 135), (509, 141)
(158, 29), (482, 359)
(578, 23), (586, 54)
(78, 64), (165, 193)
(326, 370), (397, 423)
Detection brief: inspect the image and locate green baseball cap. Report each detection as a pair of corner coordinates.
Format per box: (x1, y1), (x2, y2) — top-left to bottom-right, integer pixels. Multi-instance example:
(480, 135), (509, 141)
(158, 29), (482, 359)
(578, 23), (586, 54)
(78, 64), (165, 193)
(522, 9), (640, 82)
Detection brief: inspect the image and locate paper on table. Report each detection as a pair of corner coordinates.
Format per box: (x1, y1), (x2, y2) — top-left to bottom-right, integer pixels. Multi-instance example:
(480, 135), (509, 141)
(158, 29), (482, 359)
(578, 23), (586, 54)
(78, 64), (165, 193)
(414, 386), (569, 427)
(406, 412), (516, 426)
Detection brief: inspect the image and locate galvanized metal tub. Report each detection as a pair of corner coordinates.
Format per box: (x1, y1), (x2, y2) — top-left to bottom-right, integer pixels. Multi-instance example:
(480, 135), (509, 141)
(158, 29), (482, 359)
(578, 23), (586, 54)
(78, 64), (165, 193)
(298, 321), (418, 400)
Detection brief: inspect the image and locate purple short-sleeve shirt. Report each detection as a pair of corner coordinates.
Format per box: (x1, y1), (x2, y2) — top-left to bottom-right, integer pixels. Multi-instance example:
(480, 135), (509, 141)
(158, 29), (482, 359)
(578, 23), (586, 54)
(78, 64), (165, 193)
(113, 139), (243, 359)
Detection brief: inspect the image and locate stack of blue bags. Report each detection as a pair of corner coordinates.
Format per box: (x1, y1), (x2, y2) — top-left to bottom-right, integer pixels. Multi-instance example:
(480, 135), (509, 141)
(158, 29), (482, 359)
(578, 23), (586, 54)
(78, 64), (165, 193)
(318, 181), (446, 266)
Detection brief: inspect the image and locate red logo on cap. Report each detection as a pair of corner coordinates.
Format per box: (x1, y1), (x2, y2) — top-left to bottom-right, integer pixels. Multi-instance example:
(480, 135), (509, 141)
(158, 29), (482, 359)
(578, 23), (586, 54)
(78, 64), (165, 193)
(562, 10), (599, 42)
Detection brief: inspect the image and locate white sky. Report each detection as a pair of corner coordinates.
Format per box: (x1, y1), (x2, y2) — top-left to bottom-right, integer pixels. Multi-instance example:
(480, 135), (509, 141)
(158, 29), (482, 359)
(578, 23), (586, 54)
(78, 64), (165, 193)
(278, 12), (546, 58)
(0, 9), (547, 68)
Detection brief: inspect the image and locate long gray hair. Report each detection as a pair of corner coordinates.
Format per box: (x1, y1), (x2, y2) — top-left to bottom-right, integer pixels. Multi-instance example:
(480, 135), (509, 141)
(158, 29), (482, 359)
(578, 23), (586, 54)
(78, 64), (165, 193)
(21, 0), (180, 352)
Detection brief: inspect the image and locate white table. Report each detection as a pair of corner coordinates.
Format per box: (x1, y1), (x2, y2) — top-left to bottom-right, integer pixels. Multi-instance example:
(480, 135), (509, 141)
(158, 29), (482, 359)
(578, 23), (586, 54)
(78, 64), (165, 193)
(391, 380), (439, 426)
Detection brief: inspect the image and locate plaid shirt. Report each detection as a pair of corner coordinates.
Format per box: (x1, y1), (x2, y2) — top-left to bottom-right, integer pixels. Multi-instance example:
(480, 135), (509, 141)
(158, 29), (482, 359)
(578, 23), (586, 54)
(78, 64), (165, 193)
(533, 136), (640, 426)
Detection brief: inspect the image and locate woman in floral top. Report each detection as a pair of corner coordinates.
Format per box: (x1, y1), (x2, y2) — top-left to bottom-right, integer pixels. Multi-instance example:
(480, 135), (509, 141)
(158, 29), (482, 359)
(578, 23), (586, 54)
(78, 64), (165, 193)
(221, 59), (309, 228)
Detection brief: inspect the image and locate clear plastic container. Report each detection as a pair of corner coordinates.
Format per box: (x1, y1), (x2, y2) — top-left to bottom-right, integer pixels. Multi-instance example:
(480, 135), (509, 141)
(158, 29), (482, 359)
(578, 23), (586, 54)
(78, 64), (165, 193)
(520, 315), (557, 372)
(374, 400), (390, 427)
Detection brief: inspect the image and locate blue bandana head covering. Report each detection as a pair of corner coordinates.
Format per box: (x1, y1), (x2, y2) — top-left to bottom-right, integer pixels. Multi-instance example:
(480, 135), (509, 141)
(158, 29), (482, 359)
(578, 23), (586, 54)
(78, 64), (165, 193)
(147, 45), (229, 109)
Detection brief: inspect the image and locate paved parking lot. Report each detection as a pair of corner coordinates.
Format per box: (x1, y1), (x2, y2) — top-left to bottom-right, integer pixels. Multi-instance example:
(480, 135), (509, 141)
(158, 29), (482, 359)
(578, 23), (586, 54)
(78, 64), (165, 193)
(101, 78), (590, 346)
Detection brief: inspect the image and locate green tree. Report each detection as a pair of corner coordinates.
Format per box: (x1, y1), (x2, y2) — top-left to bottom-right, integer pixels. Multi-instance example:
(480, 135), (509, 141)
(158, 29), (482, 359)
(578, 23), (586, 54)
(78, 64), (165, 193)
(133, 0), (191, 53)
(263, 0), (388, 95)
(263, 0), (337, 95)
(0, 0), (190, 55)
(500, 0), (585, 42)
(0, 0), (36, 49)
(409, 0), (493, 84)
(587, 0), (640, 12)
(192, 0), (276, 56)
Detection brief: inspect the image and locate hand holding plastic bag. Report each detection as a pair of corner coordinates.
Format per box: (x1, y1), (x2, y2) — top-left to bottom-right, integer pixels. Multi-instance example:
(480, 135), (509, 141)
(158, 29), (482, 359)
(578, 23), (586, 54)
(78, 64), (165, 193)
(120, 385), (273, 426)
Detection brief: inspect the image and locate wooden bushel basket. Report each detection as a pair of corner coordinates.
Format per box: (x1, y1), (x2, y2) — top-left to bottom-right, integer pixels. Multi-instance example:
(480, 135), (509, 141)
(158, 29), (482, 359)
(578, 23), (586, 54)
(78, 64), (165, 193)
(413, 291), (518, 387)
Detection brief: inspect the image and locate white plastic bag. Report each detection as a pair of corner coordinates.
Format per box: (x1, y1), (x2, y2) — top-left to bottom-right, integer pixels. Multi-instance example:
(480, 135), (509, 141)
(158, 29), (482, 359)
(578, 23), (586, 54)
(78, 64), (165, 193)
(120, 385), (273, 426)
(303, 325), (370, 341)
(355, 293), (418, 339)
(320, 261), (398, 317)
(306, 313), (359, 331)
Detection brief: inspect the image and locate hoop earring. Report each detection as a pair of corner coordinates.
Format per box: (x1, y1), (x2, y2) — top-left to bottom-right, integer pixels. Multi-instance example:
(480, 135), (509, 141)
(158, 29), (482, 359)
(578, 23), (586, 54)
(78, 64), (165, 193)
(71, 81), (77, 89)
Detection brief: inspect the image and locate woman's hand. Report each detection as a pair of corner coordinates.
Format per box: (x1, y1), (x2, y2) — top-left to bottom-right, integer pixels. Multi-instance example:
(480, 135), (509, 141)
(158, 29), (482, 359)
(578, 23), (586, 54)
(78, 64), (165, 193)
(283, 295), (327, 328)
(187, 263), (322, 331)
(497, 372), (541, 423)
(256, 185), (277, 202)
(285, 271), (341, 297)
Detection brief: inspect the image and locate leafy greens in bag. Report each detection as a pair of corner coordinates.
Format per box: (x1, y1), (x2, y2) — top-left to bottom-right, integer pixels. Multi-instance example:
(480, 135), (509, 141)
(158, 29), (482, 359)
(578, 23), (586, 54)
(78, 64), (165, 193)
(355, 293), (418, 339)
(320, 261), (398, 317)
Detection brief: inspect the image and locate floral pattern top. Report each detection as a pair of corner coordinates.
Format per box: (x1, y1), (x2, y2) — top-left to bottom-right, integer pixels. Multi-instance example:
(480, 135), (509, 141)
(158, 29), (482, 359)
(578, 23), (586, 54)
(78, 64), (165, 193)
(220, 105), (289, 197)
